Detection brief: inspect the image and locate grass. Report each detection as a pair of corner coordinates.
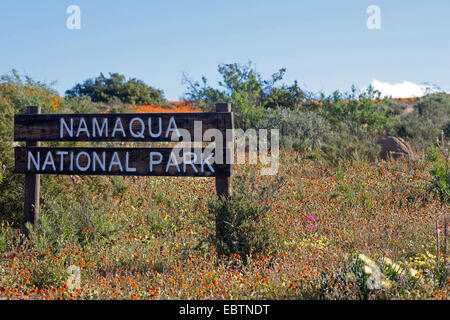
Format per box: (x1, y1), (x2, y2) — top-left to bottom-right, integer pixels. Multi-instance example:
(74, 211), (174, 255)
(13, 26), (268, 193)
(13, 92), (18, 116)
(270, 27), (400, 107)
(0, 150), (448, 300)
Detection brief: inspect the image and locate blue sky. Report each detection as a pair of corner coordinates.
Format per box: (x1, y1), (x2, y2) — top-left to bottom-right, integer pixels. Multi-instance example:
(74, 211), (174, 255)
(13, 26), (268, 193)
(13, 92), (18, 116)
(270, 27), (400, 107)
(0, 0), (449, 99)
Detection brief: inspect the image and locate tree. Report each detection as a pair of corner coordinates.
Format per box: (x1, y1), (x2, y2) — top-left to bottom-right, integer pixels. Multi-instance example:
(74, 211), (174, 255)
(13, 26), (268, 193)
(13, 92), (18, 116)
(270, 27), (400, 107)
(0, 69), (60, 114)
(263, 80), (305, 110)
(183, 62), (302, 108)
(182, 62), (306, 128)
(65, 72), (165, 105)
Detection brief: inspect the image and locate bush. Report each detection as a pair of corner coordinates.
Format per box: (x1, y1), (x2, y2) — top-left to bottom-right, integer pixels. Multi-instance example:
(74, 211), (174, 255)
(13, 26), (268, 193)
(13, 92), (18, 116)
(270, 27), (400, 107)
(391, 94), (450, 150)
(320, 124), (381, 166)
(66, 72), (165, 105)
(0, 69), (61, 114)
(208, 167), (285, 262)
(182, 61), (302, 130)
(320, 86), (395, 135)
(264, 109), (331, 151)
(426, 135), (449, 203)
(0, 71), (59, 225)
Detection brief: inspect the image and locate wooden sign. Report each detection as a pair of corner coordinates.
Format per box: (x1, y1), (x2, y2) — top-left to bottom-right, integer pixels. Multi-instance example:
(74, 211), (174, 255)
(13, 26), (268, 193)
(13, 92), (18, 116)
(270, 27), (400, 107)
(15, 147), (230, 177)
(14, 112), (232, 142)
(14, 104), (234, 234)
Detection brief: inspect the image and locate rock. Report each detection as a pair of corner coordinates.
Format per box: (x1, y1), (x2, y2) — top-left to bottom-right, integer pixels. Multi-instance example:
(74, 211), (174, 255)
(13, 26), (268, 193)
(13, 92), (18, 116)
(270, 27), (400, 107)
(376, 136), (413, 160)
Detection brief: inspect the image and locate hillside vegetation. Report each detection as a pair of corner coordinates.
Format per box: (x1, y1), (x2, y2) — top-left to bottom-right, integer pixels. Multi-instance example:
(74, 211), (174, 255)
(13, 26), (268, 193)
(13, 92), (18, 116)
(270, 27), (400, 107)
(0, 66), (448, 299)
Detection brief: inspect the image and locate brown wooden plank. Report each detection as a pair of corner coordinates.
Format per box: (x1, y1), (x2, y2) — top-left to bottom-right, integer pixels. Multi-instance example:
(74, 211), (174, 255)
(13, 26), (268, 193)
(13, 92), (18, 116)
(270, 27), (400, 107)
(14, 112), (232, 142)
(15, 147), (230, 177)
(215, 103), (233, 198)
(24, 106), (40, 229)
(214, 103), (233, 250)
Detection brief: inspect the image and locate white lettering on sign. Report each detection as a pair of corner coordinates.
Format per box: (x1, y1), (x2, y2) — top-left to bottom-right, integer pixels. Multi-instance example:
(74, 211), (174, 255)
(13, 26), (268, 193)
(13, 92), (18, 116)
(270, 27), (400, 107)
(165, 116), (180, 138)
(56, 151), (68, 171)
(42, 151), (56, 171)
(76, 152), (91, 171)
(166, 151), (181, 173)
(129, 118), (145, 138)
(183, 152), (198, 174)
(24, 150), (217, 174)
(27, 151), (40, 170)
(109, 152), (123, 172)
(149, 118), (162, 138)
(69, 152), (74, 171)
(92, 152), (105, 171)
(201, 152), (215, 173)
(111, 118), (126, 138)
(76, 118), (89, 137)
(59, 116), (183, 140)
(60, 118), (73, 138)
(125, 152), (136, 172)
(93, 118), (108, 138)
(149, 152), (163, 172)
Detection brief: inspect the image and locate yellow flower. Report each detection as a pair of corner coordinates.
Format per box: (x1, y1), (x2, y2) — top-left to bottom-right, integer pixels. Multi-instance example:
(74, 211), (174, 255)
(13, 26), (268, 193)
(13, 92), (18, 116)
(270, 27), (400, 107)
(390, 263), (404, 275)
(345, 272), (356, 282)
(382, 257), (405, 276)
(381, 280), (392, 289)
(359, 254), (375, 266)
(363, 265), (373, 275)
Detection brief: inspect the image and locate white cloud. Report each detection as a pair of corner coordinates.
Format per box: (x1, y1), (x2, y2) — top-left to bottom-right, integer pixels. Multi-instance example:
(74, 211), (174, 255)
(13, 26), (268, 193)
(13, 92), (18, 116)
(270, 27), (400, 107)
(370, 80), (446, 98)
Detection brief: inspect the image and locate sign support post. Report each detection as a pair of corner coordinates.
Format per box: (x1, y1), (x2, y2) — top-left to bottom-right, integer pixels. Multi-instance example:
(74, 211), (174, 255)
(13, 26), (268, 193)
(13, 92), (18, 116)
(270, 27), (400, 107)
(24, 106), (40, 231)
(215, 103), (233, 250)
(215, 102), (232, 197)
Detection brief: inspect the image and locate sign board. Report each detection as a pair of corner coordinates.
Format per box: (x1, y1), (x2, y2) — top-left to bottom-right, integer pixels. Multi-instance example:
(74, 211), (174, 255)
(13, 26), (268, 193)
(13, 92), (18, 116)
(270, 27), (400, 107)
(15, 147), (230, 177)
(14, 104), (234, 231)
(14, 113), (232, 142)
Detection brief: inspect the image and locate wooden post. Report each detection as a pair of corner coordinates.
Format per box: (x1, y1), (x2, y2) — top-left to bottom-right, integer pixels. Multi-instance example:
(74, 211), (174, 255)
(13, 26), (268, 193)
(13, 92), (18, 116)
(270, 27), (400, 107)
(24, 106), (40, 231)
(215, 103), (233, 252)
(215, 102), (233, 197)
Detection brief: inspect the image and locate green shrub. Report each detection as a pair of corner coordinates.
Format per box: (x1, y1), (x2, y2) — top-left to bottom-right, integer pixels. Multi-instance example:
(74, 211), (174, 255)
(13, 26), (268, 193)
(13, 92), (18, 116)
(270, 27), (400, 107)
(391, 94), (450, 149)
(208, 167), (285, 262)
(65, 72), (165, 105)
(0, 69), (60, 114)
(426, 136), (449, 203)
(0, 72), (65, 226)
(321, 86), (395, 135)
(320, 125), (381, 166)
(264, 109), (331, 151)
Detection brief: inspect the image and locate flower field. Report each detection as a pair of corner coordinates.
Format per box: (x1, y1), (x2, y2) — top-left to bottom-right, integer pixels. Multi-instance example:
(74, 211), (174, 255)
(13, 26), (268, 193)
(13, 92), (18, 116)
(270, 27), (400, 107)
(0, 150), (448, 300)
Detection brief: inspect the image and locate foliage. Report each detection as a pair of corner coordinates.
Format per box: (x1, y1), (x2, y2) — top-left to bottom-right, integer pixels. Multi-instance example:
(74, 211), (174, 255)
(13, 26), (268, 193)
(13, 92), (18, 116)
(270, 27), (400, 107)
(426, 134), (449, 203)
(264, 109), (331, 151)
(320, 126), (381, 166)
(208, 167), (285, 262)
(0, 69), (449, 300)
(390, 94), (450, 150)
(0, 71), (136, 225)
(183, 61), (305, 129)
(0, 152), (447, 300)
(0, 70), (62, 225)
(262, 81), (305, 110)
(0, 69), (61, 114)
(182, 63), (406, 163)
(66, 72), (165, 105)
(320, 85), (395, 135)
